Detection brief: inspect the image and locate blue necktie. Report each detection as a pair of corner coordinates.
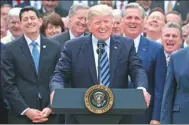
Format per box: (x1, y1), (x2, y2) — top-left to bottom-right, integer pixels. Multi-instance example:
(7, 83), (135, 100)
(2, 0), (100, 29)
(100, 43), (110, 87)
(31, 41), (39, 73)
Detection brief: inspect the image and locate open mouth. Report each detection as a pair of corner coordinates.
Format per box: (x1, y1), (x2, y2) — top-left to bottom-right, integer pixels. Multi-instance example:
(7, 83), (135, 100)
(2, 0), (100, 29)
(166, 42), (175, 48)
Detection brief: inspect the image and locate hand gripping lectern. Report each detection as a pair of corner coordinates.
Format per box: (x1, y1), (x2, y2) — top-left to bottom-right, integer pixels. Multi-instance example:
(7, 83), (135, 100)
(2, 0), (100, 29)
(51, 88), (147, 124)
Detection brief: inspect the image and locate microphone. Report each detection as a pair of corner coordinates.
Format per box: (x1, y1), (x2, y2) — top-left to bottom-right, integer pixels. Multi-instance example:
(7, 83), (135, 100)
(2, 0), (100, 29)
(96, 40), (105, 54)
(96, 40), (106, 85)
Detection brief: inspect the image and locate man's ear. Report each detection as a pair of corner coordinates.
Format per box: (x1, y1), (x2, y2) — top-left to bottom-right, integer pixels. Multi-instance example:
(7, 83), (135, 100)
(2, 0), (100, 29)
(86, 20), (91, 32)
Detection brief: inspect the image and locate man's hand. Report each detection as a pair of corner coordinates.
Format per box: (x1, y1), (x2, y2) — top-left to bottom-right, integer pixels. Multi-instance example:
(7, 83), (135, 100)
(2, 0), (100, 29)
(150, 120), (160, 124)
(32, 107), (52, 123)
(24, 108), (42, 121)
(142, 90), (151, 108)
(41, 107), (52, 118)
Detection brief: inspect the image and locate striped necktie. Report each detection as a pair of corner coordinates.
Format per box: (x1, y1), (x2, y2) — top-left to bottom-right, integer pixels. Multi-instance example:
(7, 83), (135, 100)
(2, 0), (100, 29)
(99, 41), (110, 87)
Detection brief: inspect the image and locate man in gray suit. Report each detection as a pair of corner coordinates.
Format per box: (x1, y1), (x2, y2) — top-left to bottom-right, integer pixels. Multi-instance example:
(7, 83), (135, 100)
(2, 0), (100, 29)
(161, 46), (189, 124)
(51, 3), (89, 48)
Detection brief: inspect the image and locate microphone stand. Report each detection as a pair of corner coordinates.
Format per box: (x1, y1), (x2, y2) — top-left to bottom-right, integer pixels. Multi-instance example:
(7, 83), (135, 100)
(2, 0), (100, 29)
(96, 40), (105, 85)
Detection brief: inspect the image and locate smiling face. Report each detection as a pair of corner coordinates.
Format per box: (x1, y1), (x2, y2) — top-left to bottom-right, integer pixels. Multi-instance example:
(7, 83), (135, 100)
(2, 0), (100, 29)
(8, 16), (23, 38)
(147, 11), (165, 33)
(123, 8), (143, 39)
(20, 10), (42, 35)
(112, 16), (123, 36)
(87, 15), (113, 40)
(161, 27), (182, 54)
(69, 8), (88, 36)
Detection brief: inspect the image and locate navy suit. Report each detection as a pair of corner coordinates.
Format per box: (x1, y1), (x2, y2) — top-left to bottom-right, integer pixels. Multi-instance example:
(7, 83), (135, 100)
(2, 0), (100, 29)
(129, 36), (167, 123)
(0, 42), (8, 124)
(1, 35), (60, 123)
(161, 47), (189, 124)
(50, 34), (148, 123)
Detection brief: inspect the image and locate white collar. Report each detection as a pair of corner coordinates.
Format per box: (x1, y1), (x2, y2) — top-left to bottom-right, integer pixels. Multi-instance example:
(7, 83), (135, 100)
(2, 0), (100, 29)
(92, 35), (110, 48)
(24, 34), (41, 47)
(69, 30), (84, 39)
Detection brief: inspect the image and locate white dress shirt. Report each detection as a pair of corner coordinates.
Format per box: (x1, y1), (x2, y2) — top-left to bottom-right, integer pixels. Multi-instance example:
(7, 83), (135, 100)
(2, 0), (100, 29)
(133, 35), (141, 53)
(73, 0), (88, 6)
(69, 30), (84, 40)
(115, 1), (128, 10)
(21, 34), (41, 115)
(184, 42), (188, 48)
(30, 1), (42, 10)
(164, 1), (176, 14)
(24, 34), (41, 54)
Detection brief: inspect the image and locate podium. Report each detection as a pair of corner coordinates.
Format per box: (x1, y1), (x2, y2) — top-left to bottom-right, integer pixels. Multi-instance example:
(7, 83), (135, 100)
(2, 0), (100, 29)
(51, 88), (147, 124)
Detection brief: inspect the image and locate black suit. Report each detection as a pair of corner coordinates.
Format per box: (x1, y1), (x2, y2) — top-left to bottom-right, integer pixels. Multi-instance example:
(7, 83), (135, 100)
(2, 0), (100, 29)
(51, 30), (88, 48)
(0, 42), (8, 124)
(1, 35), (61, 124)
(51, 30), (70, 48)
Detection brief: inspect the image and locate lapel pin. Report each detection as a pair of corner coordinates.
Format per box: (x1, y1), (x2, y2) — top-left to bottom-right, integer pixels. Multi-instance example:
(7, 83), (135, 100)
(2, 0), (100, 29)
(114, 46), (118, 49)
(142, 48), (146, 51)
(43, 45), (46, 48)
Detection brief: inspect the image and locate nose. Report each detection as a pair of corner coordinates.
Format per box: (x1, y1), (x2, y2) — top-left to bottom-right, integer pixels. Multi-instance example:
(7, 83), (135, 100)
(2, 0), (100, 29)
(80, 18), (86, 25)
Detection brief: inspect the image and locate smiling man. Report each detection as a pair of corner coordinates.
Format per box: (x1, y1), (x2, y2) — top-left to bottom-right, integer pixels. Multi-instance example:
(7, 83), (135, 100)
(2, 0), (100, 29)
(50, 4), (150, 124)
(161, 22), (182, 65)
(1, 6), (60, 124)
(122, 3), (167, 124)
(51, 3), (89, 48)
(146, 8), (166, 43)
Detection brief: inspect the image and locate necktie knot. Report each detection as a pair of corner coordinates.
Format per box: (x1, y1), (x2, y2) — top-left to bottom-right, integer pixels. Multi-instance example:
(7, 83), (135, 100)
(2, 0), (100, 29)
(31, 41), (38, 47)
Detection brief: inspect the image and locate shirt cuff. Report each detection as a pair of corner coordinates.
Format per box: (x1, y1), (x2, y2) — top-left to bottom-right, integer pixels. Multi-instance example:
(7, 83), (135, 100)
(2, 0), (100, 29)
(137, 87), (147, 92)
(21, 108), (30, 115)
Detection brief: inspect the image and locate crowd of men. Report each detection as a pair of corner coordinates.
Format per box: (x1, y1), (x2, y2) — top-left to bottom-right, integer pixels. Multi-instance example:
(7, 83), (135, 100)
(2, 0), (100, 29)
(1, 0), (189, 124)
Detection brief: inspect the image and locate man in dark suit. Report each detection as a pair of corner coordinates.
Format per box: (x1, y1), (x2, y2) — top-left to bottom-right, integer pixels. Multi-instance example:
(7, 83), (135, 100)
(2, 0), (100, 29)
(51, 3), (89, 48)
(1, 6), (60, 124)
(161, 46), (189, 124)
(49, 4), (151, 124)
(0, 42), (8, 124)
(123, 3), (167, 124)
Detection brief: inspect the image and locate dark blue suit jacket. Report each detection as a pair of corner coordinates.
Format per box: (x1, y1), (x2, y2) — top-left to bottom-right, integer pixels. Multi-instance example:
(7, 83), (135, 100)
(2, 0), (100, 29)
(161, 47), (189, 124)
(50, 34), (148, 123)
(1, 35), (60, 123)
(129, 36), (167, 123)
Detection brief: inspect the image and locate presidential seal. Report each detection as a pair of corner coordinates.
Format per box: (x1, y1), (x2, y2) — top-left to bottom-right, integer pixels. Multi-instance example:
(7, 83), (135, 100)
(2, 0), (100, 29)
(84, 85), (114, 114)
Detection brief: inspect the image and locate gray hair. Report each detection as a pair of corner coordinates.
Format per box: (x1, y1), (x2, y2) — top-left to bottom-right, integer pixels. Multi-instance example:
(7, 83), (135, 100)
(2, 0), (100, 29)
(87, 4), (113, 22)
(122, 2), (145, 19)
(68, 3), (89, 16)
(182, 23), (189, 31)
(112, 9), (122, 18)
(8, 7), (22, 17)
(185, 35), (189, 45)
(163, 22), (182, 36)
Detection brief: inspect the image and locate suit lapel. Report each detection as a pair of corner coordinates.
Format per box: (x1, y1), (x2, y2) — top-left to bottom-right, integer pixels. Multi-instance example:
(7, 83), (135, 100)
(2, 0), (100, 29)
(186, 48), (189, 79)
(38, 35), (48, 78)
(109, 36), (120, 85)
(137, 36), (149, 64)
(82, 35), (98, 85)
(19, 36), (37, 77)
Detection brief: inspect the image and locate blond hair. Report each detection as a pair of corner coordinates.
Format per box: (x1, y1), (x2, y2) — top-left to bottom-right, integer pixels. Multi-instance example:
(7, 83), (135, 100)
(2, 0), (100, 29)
(87, 4), (113, 22)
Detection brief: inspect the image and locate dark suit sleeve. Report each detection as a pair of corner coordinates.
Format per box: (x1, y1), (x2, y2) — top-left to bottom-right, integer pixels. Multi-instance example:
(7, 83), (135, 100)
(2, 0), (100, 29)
(128, 41), (148, 89)
(49, 42), (72, 93)
(1, 46), (28, 114)
(152, 46), (167, 121)
(160, 55), (176, 124)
